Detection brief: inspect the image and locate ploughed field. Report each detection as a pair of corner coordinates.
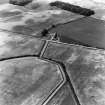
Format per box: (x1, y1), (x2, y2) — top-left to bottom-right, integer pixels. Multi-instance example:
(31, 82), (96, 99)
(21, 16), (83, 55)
(50, 16), (105, 49)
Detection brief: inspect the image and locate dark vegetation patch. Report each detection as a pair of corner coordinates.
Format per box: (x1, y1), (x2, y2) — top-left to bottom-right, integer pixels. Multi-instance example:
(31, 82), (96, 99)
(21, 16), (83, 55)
(12, 25), (34, 35)
(9, 0), (33, 6)
(50, 1), (95, 16)
(1, 11), (22, 17)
